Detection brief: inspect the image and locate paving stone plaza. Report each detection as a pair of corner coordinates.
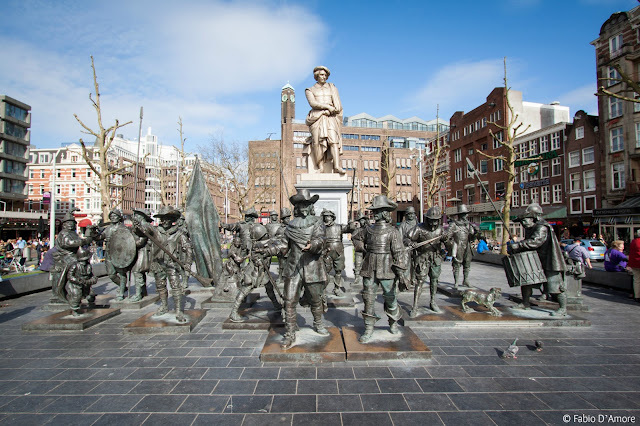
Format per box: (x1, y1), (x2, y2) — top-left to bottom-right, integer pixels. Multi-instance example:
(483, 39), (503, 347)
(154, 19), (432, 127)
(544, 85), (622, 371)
(0, 261), (639, 425)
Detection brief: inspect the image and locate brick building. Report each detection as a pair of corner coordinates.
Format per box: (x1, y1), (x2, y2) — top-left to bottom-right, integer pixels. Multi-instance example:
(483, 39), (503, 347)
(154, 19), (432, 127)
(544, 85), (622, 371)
(591, 6), (640, 242)
(447, 87), (570, 241)
(249, 83), (448, 223)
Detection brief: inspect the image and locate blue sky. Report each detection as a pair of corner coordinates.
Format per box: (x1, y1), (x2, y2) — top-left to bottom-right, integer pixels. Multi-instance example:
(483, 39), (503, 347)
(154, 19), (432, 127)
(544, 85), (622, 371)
(1, 0), (636, 153)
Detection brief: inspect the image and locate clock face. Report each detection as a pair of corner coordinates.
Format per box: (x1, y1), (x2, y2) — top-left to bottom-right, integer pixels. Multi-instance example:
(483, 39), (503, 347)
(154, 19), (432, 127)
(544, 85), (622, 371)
(282, 94), (288, 102)
(290, 94), (295, 102)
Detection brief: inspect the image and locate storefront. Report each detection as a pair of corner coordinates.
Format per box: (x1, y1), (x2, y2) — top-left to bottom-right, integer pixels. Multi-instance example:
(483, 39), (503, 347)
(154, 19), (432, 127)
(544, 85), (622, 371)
(593, 196), (640, 246)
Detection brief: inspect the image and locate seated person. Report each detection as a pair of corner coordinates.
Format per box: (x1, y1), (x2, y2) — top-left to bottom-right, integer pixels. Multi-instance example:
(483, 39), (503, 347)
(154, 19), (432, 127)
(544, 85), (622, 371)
(604, 240), (629, 272)
(476, 237), (489, 254)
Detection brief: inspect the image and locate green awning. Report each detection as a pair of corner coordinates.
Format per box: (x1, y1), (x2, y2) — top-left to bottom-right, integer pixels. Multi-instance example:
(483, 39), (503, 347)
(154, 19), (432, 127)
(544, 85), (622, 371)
(543, 206), (567, 219)
(479, 222), (495, 231)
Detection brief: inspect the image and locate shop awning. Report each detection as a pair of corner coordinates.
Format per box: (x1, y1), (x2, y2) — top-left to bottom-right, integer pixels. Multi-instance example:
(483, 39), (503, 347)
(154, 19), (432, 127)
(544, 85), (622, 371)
(479, 222), (495, 231)
(78, 218), (92, 228)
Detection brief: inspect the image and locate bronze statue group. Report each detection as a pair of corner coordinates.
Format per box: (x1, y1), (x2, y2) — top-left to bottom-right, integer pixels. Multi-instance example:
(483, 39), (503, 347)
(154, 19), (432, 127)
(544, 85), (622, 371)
(51, 190), (570, 349)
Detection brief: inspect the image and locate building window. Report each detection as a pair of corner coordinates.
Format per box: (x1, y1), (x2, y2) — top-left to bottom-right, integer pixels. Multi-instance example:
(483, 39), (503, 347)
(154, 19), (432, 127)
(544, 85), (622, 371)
(454, 168), (462, 182)
(584, 170), (596, 191)
(541, 186), (550, 204)
(453, 148), (461, 162)
(520, 166), (528, 183)
(551, 132), (560, 150)
(610, 127), (624, 152)
(479, 160), (488, 174)
(636, 123), (640, 148)
(570, 173), (581, 192)
(493, 158), (504, 172)
(570, 197), (582, 214)
(582, 147), (594, 165)
(467, 187), (475, 204)
(612, 162), (625, 190)
(493, 131), (503, 149)
(530, 187), (539, 204)
(521, 190), (529, 206)
(293, 143), (304, 149)
(584, 195), (596, 213)
(553, 184), (562, 203)
(610, 97), (623, 119)
(608, 66), (621, 86)
(552, 158), (561, 176)
(529, 139), (538, 156)
(539, 136), (549, 153)
(575, 126), (584, 140)
(512, 190), (519, 207)
(495, 181), (505, 200)
(609, 33), (623, 56)
(568, 151), (580, 168)
(541, 161), (549, 178)
(40, 170), (45, 178)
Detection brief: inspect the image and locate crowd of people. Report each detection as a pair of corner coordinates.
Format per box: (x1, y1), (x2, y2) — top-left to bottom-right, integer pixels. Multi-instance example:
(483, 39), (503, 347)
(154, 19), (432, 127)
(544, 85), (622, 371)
(0, 236), (52, 269)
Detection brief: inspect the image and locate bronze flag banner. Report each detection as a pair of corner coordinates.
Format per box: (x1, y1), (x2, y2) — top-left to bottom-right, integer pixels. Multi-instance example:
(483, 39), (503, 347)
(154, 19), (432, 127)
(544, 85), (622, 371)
(184, 158), (222, 286)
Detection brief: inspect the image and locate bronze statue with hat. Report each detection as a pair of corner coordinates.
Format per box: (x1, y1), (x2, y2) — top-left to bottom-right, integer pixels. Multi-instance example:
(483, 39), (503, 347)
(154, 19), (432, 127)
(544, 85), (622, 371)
(275, 207), (292, 288)
(396, 206), (418, 292)
(448, 204), (480, 289)
(95, 209), (134, 301)
(62, 247), (98, 316)
(305, 65), (344, 174)
(320, 208), (356, 297)
(221, 206), (260, 252)
(258, 189), (328, 350)
(50, 208), (95, 303)
(353, 195), (407, 343)
(129, 208), (153, 302)
(507, 203), (568, 316)
(137, 205), (193, 322)
(406, 206), (452, 317)
(266, 210), (280, 238)
(351, 210), (369, 289)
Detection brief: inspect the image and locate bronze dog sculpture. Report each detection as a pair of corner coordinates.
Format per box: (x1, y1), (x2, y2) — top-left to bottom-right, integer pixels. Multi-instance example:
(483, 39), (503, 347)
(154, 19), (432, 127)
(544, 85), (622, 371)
(461, 287), (502, 316)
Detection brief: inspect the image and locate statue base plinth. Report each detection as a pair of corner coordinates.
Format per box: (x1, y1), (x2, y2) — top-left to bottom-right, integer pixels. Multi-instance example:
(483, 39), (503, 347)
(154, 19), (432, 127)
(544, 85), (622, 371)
(41, 294), (111, 311)
(222, 308), (284, 330)
(109, 295), (159, 310)
(201, 293), (259, 309)
(123, 309), (207, 334)
(296, 173), (355, 278)
(326, 291), (356, 308)
(23, 308), (120, 332)
(437, 283), (477, 297)
(260, 326), (345, 362)
(341, 326), (431, 361)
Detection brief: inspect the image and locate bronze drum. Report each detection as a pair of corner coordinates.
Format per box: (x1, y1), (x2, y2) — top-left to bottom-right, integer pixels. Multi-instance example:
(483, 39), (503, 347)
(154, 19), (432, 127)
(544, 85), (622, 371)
(502, 251), (547, 287)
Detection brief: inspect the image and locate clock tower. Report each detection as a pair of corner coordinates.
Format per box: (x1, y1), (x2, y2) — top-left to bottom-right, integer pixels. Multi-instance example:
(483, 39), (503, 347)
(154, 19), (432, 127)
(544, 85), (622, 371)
(281, 83), (295, 124)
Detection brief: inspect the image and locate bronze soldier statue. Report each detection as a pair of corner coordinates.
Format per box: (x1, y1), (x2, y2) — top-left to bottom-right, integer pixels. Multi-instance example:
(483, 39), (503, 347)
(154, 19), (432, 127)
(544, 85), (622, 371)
(222, 236), (247, 292)
(176, 212), (191, 292)
(508, 203), (568, 316)
(407, 206), (450, 317)
(275, 207), (292, 287)
(135, 206), (193, 322)
(320, 209), (354, 297)
(51, 209), (94, 303)
(265, 210), (280, 238)
(64, 247), (97, 315)
(396, 206), (418, 291)
(448, 204), (479, 289)
(129, 208), (152, 302)
(221, 207), (260, 252)
(351, 211), (369, 289)
(96, 209), (130, 300)
(229, 222), (282, 322)
(261, 189), (327, 350)
(355, 195), (407, 343)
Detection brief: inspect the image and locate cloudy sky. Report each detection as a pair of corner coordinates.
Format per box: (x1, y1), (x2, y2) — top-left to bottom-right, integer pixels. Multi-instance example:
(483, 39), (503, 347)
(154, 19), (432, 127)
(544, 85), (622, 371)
(1, 0), (635, 153)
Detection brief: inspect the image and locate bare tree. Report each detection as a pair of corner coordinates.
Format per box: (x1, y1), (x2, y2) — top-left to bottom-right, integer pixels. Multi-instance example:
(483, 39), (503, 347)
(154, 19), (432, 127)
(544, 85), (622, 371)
(380, 137), (397, 197)
(596, 63), (640, 103)
(477, 58), (531, 255)
(423, 106), (449, 209)
(74, 56), (133, 221)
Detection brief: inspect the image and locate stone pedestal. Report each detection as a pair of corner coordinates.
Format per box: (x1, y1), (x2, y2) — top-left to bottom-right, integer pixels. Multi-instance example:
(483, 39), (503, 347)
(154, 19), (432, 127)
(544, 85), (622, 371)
(123, 309), (207, 334)
(341, 326), (431, 361)
(201, 293), (259, 309)
(109, 295), (159, 310)
(23, 308), (120, 332)
(260, 326), (345, 362)
(296, 173), (355, 278)
(221, 308), (284, 330)
(41, 294), (111, 312)
(326, 292), (356, 308)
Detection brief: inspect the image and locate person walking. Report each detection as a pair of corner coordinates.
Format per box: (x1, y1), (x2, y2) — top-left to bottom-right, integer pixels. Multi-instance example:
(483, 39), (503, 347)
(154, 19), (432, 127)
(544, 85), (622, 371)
(628, 230), (640, 302)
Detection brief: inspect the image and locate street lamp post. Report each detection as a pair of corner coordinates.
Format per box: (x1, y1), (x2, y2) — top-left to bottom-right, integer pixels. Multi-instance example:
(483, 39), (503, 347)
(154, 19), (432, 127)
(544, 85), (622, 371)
(49, 148), (63, 248)
(410, 146), (424, 220)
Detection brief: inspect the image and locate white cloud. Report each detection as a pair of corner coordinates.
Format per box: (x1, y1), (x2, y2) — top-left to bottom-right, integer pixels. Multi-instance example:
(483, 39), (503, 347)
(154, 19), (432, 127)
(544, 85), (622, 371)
(556, 83), (599, 117)
(0, 1), (326, 148)
(408, 59), (511, 117)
